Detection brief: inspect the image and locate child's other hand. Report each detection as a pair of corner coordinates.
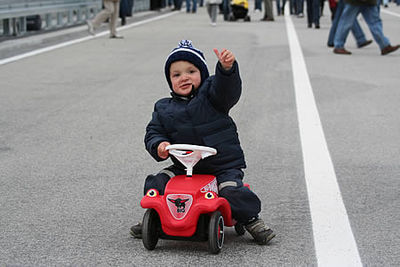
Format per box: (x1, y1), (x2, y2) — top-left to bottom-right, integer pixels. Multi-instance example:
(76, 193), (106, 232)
(158, 141), (171, 159)
(213, 48), (235, 71)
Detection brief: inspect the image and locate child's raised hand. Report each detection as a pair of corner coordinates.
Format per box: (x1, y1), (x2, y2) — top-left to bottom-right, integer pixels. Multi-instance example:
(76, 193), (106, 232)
(157, 141), (171, 159)
(213, 48), (235, 71)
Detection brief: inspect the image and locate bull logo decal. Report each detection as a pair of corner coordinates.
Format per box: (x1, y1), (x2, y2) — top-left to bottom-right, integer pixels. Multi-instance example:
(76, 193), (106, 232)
(166, 194), (193, 220)
(168, 198), (189, 213)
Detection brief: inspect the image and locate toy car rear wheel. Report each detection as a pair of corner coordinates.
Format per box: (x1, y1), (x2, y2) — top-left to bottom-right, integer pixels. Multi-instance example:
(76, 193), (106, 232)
(142, 209), (160, 250)
(208, 211), (224, 254)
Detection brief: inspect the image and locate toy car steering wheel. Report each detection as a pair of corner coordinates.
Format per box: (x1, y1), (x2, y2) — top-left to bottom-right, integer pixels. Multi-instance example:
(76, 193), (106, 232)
(166, 144), (217, 176)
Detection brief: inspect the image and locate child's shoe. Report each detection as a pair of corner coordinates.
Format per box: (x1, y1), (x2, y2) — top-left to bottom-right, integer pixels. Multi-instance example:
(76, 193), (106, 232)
(130, 222), (142, 239)
(245, 218), (275, 245)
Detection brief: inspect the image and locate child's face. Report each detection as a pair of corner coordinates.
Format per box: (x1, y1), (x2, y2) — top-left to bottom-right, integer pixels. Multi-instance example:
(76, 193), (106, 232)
(170, 61), (201, 96)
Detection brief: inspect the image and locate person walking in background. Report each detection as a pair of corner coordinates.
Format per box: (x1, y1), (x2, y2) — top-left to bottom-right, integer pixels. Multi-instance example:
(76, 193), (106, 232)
(328, 0), (337, 20)
(86, 0), (123, 38)
(255, 0), (262, 12)
(280, 0), (296, 15)
(172, 0), (183, 10)
(296, 0), (305, 16)
(186, 0), (198, 12)
(327, 0), (372, 48)
(333, 0), (399, 55)
(290, 0), (298, 14)
(206, 0), (222, 26)
(119, 0), (133, 25)
(276, 0), (282, 15)
(261, 0), (274, 20)
(306, 0), (321, 28)
(320, 0), (325, 15)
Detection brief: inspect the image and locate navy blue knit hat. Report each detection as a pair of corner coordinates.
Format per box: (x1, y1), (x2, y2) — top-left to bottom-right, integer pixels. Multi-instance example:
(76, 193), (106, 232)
(165, 40), (209, 90)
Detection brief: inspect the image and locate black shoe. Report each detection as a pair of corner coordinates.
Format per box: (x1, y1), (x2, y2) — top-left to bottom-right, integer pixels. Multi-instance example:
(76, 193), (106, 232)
(130, 222), (142, 238)
(315, 24), (320, 29)
(358, 39), (372, 48)
(327, 43), (334, 48)
(110, 35), (123, 39)
(245, 218), (276, 245)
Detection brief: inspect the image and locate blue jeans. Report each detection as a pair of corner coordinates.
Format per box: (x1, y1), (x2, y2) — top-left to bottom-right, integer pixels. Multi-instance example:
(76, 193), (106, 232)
(186, 0), (197, 12)
(334, 3), (390, 50)
(328, 0), (367, 47)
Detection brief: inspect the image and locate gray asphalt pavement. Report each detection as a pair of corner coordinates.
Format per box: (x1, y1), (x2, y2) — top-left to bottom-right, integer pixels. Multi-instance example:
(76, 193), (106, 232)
(0, 3), (399, 266)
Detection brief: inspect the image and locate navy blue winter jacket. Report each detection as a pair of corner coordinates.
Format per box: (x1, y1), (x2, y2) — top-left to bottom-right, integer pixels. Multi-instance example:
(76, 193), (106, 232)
(144, 61), (246, 174)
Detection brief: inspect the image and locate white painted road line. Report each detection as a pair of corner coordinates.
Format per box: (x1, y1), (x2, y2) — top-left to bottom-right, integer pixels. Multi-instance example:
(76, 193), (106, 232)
(0, 12), (177, 66)
(381, 9), (400, 18)
(284, 7), (363, 267)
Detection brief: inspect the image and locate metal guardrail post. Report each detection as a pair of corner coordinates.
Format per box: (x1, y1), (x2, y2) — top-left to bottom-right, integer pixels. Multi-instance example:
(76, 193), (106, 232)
(67, 9), (73, 25)
(85, 7), (90, 20)
(3, 18), (10, 35)
(12, 17), (17, 36)
(77, 8), (82, 23)
(45, 13), (52, 29)
(19, 16), (26, 33)
(57, 12), (63, 26)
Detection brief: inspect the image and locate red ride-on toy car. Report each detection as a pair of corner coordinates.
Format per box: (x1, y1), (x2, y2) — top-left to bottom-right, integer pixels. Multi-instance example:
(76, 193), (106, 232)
(140, 144), (247, 254)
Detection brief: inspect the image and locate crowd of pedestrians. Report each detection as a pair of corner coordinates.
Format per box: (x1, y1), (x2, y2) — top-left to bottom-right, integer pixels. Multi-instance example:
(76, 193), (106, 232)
(86, 0), (399, 55)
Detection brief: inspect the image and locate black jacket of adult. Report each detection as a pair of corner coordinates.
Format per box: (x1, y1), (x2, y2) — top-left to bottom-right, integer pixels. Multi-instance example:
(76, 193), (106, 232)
(145, 61), (246, 174)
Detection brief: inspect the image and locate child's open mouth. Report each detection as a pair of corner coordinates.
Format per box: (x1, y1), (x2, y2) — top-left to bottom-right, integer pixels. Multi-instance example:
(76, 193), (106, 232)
(180, 83), (192, 89)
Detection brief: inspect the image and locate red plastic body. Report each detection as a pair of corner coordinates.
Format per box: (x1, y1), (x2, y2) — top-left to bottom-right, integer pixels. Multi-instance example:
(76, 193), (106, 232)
(140, 174), (234, 237)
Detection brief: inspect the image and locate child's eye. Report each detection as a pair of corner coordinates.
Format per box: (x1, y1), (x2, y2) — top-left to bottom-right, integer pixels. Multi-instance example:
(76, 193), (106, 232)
(172, 73), (180, 77)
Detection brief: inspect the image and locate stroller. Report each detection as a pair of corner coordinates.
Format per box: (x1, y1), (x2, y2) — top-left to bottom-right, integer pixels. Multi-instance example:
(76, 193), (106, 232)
(229, 0), (251, 21)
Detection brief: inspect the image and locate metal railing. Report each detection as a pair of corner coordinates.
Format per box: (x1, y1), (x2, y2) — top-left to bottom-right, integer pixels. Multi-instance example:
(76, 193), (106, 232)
(0, 0), (102, 36)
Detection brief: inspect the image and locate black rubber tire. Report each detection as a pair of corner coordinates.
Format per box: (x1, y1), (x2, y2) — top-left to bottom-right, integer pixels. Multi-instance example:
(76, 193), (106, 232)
(234, 223), (246, 236)
(142, 209), (160, 250)
(208, 211), (224, 254)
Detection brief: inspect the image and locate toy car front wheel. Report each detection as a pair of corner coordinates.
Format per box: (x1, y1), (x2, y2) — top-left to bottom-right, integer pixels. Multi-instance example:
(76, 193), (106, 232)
(208, 211), (224, 254)
(142, 209), (160, 250)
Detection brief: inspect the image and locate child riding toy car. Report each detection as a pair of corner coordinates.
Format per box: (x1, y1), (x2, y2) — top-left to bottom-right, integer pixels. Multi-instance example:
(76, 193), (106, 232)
(140, 144), (247, 254)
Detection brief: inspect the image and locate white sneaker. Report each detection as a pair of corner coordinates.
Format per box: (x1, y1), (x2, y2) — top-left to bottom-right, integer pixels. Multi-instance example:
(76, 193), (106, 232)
(86, 20), (95, 35)
(210, 22), (216, 27)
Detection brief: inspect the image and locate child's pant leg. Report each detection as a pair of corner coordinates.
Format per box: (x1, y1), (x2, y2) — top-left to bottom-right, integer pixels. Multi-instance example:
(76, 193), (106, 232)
(216, 169), (261, 224)
(143, 165), (185, 195)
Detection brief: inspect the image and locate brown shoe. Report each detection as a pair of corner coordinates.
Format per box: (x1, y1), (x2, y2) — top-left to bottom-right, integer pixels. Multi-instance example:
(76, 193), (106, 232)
(381, 45), (400, 55)
(358, 40), (373, 48)
(333, 48), (352, 55)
